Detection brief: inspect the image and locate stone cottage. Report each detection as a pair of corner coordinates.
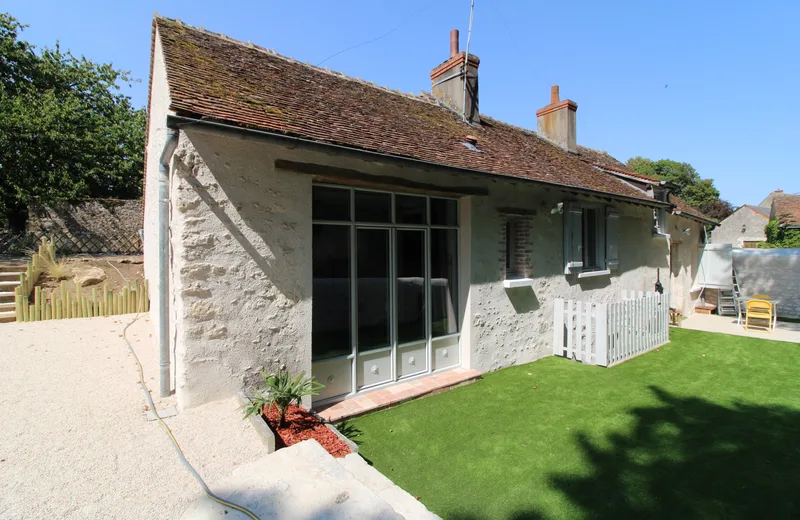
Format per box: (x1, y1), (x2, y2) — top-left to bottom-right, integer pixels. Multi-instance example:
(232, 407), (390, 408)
(710, 205), (770, 247)
(144, 16), (715, 409)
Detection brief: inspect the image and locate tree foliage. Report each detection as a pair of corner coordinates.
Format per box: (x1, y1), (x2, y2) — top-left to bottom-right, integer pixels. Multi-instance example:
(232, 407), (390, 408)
(0, 13), (145, 230)
(760, 219), (800, 248)
(698, 199), (734, 221)
(626, 156), (730, 215)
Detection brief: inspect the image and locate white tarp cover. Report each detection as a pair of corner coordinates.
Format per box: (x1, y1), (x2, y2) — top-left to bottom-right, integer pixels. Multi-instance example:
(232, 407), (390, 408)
(733, 248), (800, 319)
(693, 243), (734, 290)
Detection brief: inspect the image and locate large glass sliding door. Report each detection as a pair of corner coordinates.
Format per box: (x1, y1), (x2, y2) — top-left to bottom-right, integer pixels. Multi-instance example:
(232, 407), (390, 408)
(312, 185), (460, 404)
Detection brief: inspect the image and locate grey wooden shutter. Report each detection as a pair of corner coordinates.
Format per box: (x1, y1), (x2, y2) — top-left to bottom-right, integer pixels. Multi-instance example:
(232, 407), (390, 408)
(564, 205), (584, 274)
(606, 207), (620, 270)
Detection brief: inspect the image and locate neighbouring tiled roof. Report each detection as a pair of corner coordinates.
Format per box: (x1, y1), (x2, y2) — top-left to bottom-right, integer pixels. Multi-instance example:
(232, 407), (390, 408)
(576, 146), (715, 223)
(744, 205), (771, 218)
(759, 190), (784, 207)
(153, 17), (659, 204)
(773, 194), (800, 226)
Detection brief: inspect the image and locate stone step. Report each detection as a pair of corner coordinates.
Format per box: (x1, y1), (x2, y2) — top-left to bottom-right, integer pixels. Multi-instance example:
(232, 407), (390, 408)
(0, 292), (15, 303)
(0, 264), (26, 273)
(337, 453), (442, 520)
(0, 310), (15, 323)
(0, 272), (23, 282)
(180, 439), (435, 520)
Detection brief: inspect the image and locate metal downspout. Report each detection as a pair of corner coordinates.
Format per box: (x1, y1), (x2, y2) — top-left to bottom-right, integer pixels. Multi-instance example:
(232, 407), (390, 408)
(158, 129), (179, 397)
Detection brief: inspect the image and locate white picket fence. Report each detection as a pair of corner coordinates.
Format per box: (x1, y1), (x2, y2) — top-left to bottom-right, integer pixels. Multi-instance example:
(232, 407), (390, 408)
(553, 291), (670, 367)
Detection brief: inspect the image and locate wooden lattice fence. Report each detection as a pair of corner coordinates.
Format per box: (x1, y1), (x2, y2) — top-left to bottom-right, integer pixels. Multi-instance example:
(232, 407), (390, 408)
(0, 230), (142, 256)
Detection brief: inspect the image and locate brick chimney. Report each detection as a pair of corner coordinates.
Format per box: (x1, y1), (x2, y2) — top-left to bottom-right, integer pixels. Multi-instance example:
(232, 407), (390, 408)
(431, 29), (480, 124)
(536, 86), (578, 153)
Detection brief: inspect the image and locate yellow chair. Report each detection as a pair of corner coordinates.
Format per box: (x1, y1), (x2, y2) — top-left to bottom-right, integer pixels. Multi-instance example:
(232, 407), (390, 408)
(745, 299), (773, 332)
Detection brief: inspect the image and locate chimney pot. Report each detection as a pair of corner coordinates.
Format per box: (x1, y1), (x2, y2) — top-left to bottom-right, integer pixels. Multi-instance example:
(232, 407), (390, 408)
(431, 30), (479, 123)
(536, 86), (578, 153)
(450, 30), (459, 58)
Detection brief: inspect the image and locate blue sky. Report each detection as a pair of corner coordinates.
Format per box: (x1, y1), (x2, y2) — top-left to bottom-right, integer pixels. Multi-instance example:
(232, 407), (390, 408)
(6, 0), (799, 206)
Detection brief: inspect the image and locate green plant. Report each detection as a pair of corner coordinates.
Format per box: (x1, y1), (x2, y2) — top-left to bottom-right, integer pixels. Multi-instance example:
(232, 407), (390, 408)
(760, 218), (800, 248)
(243, 370), (323, 428)
(29, 245), (70, 280)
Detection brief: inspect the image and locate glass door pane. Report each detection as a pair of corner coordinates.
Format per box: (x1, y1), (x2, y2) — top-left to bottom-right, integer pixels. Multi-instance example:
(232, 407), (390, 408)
(312, 224), (353, 402)
(431, 229), (459, 337)
(396, 230), (426, 344)
(356, 228), (391, 351)
(312, 224), (351, 360)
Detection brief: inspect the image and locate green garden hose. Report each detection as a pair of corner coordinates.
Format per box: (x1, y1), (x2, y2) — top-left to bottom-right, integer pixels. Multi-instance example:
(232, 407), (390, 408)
(122, 314), (261, 520)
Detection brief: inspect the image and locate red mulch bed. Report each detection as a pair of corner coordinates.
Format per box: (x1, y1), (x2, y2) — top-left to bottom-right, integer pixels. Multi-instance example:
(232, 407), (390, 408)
(263, 404), (351, 458)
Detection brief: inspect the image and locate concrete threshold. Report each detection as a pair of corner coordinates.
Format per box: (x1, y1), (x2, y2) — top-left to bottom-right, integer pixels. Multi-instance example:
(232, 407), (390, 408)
(316, 367), (481, 423)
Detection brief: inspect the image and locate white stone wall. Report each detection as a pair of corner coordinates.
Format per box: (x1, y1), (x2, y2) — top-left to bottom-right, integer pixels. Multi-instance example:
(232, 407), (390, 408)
(467, 182), (675, 373)
(710, 208), (768, 246)
(669, 215), (705, 316)
(169, 129), (313, 409)
(157, 123), (706, 407)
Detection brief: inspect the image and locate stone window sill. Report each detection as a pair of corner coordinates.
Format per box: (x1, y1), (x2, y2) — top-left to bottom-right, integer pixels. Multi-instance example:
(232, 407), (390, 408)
(577, 269), (611, 279)
(503, 277), (535, 289)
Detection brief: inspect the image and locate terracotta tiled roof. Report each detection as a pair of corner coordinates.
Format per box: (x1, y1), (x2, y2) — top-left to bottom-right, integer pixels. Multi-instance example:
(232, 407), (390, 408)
(773, 194), (800, 226)
(577, 146), (658, 182)
(576, 146), (714, 223)
(153, 17), (658, 204)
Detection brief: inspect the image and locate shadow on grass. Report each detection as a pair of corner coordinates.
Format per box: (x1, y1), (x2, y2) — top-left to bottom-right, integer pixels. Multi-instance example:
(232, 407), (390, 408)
(549, 386), (800, 519)
(335, 420), (364, 447)
(450, 386), (800, 520)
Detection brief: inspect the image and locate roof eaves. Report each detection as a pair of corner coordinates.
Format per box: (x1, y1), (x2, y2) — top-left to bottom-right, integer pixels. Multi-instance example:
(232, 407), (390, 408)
(673, 210), (718, 226)
(169, 114), (671, 209)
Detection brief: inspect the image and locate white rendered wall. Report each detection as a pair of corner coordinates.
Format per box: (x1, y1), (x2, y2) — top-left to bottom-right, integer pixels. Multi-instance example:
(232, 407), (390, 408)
(163, 124), (706, 405)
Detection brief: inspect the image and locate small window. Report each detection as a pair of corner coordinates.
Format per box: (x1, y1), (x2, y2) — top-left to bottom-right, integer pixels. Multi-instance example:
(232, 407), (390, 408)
(564, 204), (615, 275)
(354, 190), (391, 223)
(654, 208), (667, 234)
(506, 221), (516, 273)
(430, 198), (458, 226)
(313, 186), (351, 221)
(504, 218), (531, 278)
(582, 208), (604, 270)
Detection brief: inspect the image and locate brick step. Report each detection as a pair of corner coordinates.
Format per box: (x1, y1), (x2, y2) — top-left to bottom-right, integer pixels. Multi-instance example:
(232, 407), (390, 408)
(0, 310), (15, 323)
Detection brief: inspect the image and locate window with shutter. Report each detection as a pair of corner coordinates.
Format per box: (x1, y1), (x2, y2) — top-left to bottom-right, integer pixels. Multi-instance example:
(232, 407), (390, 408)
(606, 209), (620, 270)
(563, 206), (583, 274)
(564, 203), (618, 276)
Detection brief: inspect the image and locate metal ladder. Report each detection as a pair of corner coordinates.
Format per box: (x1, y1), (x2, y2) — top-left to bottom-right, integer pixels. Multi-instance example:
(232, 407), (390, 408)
(718, 268), (740, 316)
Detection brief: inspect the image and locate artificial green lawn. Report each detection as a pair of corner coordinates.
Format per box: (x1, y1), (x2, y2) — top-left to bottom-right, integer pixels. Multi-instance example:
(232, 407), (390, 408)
(347, 329), (800, 519)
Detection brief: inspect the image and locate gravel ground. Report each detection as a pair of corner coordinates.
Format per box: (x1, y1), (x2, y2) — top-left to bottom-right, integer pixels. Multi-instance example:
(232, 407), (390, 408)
(0, 314), (267, 519)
